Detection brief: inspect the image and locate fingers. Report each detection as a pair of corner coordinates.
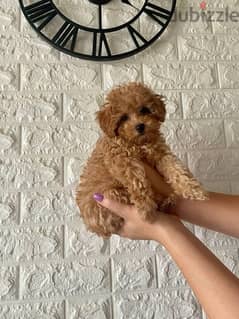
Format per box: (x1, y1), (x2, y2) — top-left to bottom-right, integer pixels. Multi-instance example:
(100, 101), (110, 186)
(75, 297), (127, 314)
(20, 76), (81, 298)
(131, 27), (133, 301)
(93, 193), (132, 219)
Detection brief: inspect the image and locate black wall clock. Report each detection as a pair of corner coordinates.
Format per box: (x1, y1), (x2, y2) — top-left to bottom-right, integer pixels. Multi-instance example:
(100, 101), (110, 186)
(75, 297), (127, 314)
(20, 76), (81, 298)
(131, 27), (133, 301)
(19, 0), (176, 61)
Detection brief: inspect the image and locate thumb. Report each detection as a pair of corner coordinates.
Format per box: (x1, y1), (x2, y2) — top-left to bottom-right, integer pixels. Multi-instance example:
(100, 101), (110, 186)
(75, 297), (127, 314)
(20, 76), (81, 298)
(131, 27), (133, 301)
(93, 193), (132, 219)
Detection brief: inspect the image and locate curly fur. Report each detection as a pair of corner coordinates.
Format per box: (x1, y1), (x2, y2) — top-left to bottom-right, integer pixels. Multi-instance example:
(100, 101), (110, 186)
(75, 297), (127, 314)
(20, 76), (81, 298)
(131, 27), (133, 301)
(76, 82), (208, 238)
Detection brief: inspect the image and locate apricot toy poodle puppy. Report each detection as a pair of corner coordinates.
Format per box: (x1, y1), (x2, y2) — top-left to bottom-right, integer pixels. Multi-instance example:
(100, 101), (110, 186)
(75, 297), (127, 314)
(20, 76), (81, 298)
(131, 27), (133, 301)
(76, 82), (208, 238)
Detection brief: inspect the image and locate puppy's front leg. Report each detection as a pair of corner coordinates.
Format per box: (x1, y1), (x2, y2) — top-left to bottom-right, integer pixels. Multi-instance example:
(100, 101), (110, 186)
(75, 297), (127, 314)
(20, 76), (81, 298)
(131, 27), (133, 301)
(156, 153), (208, 207)
(107, 156), (159, 222)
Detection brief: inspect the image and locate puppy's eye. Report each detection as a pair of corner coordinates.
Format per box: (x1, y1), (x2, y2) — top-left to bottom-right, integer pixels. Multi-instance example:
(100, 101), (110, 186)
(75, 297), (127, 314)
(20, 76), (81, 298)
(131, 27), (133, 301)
(120, 114), (128, 122)
(139, 106), (151, 115)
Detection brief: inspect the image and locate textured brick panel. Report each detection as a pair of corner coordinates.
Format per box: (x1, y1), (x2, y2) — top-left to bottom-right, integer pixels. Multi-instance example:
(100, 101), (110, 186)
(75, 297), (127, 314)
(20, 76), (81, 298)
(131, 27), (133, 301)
(22, 123), (99, 156)
(0, 65), (19, 91)
(162, 119), (225, 150)
(114, 290), (202, 319)
(0, 266), (18, 301)
(179, 0), (239, 7)
(0, 158), (62, 190)
(212, 19), (239, 34)
(218, 63), (239, 88)
(195, 227), (239, 250)
(111, 235), (158, 256)
(0, 226), (63, 263)
(170, 9), (212, 34)
(182, 91), (239, 119)
(0, 126), (20, 156)
(143, 35), (178, 62)
(178, 35), (239, 61)
(66, 220), (110, 258)
(143, 63), (218, 90)
(68, 297), (111, 319)
(103, 64), (142, 90)
(21, 259), (110, 299)
(63, 92), (103, 122)
(0, 302), (64, 319)
(0, 93), (62, 123)
(0, 192), (18, 225)
(21, 189), (78, 224)
(201, 180), (231, 194)
(0, 32), (59, 62)
(156, 253), (189, 289)
(112, 256), (156, 292)
(188, 149), (239, 180)
(213, 249), (239, 277)
(160, 92), (183, 120)
(0, 4), (19, 33)
(225, 119), (239, 147)
(231, 182), (239, 195)
(21, 64), (101, 91)
(169, 12), (212, 35)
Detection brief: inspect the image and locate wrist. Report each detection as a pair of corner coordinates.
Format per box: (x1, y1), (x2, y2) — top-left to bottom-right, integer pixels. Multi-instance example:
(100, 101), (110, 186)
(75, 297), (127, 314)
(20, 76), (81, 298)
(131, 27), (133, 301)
(165, 196), (185, 216)
(150, 213), (185, 244)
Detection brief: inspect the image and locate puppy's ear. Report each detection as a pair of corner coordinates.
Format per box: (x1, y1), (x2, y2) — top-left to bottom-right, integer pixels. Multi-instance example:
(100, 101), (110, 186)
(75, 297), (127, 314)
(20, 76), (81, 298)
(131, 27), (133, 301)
(96, 104), (117, 138)
(153, 94), (166, 123)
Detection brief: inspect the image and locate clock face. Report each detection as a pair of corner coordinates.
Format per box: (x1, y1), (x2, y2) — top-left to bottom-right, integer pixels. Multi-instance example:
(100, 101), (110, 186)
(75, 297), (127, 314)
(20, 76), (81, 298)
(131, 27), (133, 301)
(19, 0), (176, 61)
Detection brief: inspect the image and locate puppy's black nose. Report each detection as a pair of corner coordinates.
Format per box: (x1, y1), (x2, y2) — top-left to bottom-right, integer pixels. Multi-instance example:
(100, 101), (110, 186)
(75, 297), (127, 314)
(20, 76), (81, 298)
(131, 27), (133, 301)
(135, 123), (145, 134)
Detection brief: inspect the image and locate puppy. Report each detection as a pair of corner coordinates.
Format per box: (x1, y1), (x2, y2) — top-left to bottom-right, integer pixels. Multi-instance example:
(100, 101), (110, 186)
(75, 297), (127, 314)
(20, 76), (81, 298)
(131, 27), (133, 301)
(76, 82), (208, 238)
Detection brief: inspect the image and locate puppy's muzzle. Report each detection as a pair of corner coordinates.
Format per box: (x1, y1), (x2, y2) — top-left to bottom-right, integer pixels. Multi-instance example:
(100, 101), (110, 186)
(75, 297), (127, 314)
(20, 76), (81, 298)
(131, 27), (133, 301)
(135, 123), (145, 134)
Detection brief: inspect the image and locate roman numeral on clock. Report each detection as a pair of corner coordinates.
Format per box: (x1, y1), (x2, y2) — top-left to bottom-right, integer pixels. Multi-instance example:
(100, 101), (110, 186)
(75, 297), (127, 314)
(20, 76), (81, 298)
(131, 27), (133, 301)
(92, 32), (111, 57)
(24, 0), (57, 31)
(52, 21), (78, 51)
(128, 25), (147, 48)
(143, 2), (171, 27)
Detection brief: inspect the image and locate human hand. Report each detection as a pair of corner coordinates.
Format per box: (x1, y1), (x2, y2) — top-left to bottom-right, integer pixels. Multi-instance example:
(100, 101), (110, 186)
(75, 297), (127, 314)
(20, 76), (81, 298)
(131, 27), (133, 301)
(93, 193), (181, 242)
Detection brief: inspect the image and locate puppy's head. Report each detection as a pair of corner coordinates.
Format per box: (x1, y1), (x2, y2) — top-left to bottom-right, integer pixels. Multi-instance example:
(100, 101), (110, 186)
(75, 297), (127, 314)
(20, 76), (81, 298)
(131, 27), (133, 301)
(96, 82), (166, 144)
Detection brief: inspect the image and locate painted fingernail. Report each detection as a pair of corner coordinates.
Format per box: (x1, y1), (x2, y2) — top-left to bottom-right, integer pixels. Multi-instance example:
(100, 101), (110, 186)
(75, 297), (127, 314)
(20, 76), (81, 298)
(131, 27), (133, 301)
(93, 193), (104, 202)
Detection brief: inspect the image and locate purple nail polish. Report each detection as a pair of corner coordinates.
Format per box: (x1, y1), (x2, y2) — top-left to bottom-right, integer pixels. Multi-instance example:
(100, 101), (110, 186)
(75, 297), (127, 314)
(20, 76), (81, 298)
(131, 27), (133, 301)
(93, 193), (104, 202)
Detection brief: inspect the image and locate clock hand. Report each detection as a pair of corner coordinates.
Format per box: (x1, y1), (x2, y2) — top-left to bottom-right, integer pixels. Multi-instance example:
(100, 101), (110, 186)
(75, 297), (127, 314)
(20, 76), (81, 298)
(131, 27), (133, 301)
(98, 4), (103, 30)
(121, 0), (137, 9)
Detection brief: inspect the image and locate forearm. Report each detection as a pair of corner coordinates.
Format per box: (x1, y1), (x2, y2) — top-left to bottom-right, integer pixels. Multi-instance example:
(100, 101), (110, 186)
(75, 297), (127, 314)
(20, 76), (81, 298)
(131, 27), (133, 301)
(168, 192), (239, 238)
(143, 164), (239, 237)
(153, 218), (239, 319)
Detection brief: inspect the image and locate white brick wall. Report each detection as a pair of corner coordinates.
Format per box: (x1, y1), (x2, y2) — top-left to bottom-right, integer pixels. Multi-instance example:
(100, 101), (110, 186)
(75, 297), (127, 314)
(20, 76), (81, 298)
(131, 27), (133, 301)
(0, 0), (238, 318)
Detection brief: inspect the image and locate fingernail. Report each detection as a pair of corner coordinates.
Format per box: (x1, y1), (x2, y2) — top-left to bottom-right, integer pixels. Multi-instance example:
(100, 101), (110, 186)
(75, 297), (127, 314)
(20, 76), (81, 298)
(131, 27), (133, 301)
(93, 193), (104, 202)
